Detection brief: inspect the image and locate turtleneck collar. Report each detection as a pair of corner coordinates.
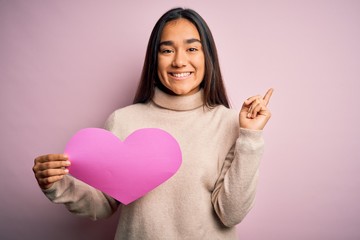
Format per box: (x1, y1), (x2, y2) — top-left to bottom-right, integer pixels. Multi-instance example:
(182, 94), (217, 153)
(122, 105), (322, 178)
(151, 87), (204, 111)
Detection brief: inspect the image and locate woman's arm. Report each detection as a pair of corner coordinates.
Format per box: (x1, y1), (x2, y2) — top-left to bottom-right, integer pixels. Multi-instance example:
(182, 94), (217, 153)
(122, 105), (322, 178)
(211, 128), (264, 227)
(42, 174), (119, 220)
(34, 112), (120, 220)
(211, 89), (273, 227)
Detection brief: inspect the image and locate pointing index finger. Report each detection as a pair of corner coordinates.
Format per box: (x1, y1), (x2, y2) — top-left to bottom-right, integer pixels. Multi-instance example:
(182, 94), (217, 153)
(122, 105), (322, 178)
(263, 88), (274, 106)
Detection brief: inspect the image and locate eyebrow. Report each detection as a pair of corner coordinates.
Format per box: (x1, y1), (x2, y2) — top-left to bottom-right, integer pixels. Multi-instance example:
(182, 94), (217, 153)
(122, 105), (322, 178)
(159, 38), (202, 47)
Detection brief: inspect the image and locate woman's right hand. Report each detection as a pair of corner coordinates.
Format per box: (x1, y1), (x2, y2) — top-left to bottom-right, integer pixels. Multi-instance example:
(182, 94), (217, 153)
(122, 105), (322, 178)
(33, 154), (71, 190)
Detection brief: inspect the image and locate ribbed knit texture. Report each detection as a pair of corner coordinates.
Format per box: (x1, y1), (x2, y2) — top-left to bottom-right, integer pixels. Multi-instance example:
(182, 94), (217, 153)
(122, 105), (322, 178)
(43, 88), (264, 240)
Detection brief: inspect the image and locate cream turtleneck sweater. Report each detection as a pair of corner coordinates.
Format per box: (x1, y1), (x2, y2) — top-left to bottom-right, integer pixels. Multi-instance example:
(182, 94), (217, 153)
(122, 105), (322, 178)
(43, 88), (264, 240)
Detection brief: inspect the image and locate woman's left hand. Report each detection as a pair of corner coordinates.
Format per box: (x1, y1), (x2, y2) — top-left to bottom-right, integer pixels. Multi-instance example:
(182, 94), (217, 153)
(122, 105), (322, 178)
(239, 88), (274, 130)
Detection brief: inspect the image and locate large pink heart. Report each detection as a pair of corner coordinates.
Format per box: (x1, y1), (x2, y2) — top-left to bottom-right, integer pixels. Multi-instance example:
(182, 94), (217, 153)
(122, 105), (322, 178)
(64, 128), (182, 205)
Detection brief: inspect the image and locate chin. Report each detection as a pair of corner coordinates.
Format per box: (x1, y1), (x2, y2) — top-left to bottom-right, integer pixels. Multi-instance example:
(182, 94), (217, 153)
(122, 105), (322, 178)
(168, 89), (187, 96)
(173, 88), (198, 96)
(159, 82), (199, 96)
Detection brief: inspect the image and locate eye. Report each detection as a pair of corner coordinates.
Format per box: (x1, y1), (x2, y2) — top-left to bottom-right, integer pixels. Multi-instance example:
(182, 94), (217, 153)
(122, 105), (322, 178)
(188, 48), (198, 52)
(160, 49), (173, 54)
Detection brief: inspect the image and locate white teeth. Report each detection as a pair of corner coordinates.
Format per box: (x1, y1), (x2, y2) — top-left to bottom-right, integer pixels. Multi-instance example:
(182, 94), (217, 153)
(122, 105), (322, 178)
(171, 72), (191, 78)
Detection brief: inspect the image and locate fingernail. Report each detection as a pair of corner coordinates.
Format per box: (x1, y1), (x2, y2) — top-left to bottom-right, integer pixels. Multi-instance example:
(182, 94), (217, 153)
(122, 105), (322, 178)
(65, 161), (71, 166)
(247, 113), (251, 118)
(64, 169), (69, 173)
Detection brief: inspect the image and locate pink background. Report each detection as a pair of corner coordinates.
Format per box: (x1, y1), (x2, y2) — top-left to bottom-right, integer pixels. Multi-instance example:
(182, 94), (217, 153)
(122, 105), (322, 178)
(1, 0), (359, 239)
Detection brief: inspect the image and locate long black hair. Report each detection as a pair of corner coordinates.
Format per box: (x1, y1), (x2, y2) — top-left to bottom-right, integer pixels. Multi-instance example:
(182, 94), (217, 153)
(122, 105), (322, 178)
(133, 8), (230, 108)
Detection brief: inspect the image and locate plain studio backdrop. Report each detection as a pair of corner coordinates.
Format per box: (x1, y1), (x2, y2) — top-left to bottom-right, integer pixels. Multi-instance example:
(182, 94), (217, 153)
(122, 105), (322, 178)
(1, 0), (359, 239)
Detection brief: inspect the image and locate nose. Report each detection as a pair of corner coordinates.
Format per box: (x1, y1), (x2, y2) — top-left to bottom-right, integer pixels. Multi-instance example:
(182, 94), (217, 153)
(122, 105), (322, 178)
(172, 50), (187, 68)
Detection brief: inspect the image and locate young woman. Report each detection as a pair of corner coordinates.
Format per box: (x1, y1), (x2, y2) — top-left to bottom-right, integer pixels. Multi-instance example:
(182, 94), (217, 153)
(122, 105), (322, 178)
(33, 8), (273, 239)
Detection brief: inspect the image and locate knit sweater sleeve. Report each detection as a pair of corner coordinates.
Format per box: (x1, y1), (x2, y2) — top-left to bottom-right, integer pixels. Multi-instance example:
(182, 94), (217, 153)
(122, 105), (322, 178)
(42, 175), (119, 220)
(211, 128), (264, 227)
(41, 112), (119, 220)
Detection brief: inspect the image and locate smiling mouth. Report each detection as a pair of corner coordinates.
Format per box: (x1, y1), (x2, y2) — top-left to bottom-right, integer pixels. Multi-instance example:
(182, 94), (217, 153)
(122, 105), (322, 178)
(169, 72), (192, 78)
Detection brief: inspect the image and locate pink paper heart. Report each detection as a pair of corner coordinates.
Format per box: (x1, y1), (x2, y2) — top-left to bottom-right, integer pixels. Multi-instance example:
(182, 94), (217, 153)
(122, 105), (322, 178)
(64, 128), (182, 205)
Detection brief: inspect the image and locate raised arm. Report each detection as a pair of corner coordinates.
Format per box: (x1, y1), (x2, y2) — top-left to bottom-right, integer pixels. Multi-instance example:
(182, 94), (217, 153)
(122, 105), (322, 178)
(211, 89), (273, 226)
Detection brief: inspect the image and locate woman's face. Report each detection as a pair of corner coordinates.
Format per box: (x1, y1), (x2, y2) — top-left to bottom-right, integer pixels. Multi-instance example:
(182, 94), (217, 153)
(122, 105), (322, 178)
(157, 18), (205, 96)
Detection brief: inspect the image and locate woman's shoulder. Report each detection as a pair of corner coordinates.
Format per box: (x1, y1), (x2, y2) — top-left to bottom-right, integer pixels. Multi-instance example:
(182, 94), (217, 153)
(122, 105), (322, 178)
(207, 105), (239, 129)
(111, 103), (148, 116)
(104, 103), (149, 131)
(212, 104), (238, 119)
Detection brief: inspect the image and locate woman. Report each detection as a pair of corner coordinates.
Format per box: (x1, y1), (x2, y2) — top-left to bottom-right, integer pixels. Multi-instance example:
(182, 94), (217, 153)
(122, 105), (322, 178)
(33, 8), (273, 239)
